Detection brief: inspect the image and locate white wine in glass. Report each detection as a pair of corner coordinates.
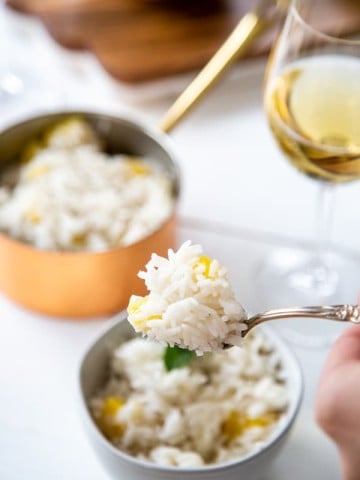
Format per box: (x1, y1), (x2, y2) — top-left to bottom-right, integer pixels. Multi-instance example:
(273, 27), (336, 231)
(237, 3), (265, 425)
(267, 55), (360, 183)
(260, 0), (360, 346)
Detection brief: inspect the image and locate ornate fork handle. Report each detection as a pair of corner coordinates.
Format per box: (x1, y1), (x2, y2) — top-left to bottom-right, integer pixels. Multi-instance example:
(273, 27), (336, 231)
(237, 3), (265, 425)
(245, 304), (360, 334)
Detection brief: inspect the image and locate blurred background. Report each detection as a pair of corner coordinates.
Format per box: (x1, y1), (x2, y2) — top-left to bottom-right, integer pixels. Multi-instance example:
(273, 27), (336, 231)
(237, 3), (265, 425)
(1, 0), (359, 255)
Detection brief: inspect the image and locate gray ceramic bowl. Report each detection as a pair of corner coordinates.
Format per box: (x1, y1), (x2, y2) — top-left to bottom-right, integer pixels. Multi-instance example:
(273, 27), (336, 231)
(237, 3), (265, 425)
(78, 312), (303, 480)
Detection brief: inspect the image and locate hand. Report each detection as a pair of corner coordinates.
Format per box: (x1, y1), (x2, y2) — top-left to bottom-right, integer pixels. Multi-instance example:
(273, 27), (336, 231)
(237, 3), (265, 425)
(316, 300), (360, 480)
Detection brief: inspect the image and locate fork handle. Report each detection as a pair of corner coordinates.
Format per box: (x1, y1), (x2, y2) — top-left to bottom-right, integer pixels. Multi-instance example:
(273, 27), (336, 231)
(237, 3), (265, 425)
(246, 305), (360, 332)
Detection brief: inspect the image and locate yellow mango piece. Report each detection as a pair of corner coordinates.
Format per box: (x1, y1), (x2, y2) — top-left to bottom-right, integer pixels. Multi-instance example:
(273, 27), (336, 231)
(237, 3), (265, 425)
(101, 396), (125, 416)
(97, 396), (125, 439)
(127, 295), (149, 315)
(127, 296), (162, 330)
(43, 116), (83, 143)
(193, 255), (213, 278)
(99, 421), (124, 439)
(244, 413), (278, 429)
(222, 411), (278, 442)
(25, 209), (42, 224)
(125, 159), (151, 176)
(71, 233), (87, 248)
(25, 164), (50, 181)
(131, 318), (147, 330)
(222, 411), (246, 441)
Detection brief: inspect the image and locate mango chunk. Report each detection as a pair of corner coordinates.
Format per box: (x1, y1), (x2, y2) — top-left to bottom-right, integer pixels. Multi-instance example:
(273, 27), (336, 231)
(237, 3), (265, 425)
(193, 255), (213, 278)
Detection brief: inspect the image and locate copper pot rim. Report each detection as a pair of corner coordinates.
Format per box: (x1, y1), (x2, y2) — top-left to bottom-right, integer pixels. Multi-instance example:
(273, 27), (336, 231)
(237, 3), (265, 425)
(0, 108), (181, 158)
(0, 109), (181, 258)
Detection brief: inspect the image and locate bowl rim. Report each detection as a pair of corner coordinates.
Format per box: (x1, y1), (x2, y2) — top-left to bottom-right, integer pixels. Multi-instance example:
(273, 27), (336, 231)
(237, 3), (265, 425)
(78, 311), (304, 473)
(0, 109), (181, 256)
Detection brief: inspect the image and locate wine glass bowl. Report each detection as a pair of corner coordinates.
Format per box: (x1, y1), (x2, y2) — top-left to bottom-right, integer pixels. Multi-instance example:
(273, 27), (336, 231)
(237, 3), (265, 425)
(265, 13), (360, 184)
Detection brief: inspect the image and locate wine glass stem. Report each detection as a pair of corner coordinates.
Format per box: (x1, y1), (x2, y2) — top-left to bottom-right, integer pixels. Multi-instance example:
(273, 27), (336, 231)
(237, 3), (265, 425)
(315, 182), (336, 262)
(289, 181), (339, 298)
(287, 181), (338, 298)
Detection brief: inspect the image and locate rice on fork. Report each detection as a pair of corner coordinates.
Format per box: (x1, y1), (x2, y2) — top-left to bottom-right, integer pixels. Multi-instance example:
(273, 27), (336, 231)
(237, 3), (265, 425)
(127, 241), (248, 354)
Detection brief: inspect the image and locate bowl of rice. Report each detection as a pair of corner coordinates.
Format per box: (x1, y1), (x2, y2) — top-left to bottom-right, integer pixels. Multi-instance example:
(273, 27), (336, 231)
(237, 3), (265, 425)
(79, 311), (303, 480)
(0, 111), (180, 317)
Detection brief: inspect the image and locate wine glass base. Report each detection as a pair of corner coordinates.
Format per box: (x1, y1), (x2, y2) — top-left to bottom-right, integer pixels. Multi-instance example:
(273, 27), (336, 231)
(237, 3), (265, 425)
(287, 260), (338, 298)
(255, 246), (360, 348)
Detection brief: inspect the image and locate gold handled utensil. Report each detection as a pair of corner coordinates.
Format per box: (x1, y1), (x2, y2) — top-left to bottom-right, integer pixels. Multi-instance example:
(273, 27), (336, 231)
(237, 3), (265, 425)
(159, 0), (287, 133)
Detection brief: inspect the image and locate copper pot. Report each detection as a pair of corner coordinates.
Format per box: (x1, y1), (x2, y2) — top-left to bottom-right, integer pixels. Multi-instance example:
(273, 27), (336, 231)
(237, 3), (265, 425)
(0, 111), (180, 318)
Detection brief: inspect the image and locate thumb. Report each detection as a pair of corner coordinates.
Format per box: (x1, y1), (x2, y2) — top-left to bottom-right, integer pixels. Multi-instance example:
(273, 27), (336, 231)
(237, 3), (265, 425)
(318, 296), (360, 379)
(318, 324), (360, 382)
(315, 306), (360, 480)
(316, 323), (360, 436)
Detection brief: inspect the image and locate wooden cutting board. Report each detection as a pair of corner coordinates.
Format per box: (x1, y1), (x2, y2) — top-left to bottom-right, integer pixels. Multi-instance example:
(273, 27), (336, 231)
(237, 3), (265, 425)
(7, 0), (360, 84)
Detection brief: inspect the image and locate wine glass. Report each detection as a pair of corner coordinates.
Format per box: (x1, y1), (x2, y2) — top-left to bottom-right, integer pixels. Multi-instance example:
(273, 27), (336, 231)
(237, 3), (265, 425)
(259, 0), (360, 346)
(0, 1), (62, 125)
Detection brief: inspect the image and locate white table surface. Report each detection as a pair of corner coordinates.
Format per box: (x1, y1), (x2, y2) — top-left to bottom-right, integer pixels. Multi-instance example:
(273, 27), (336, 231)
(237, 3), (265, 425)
(1, 6), (359, 479)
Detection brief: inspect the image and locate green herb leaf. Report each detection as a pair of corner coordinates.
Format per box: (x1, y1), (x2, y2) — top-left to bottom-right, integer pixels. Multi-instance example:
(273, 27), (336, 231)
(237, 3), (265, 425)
(163, 345), (196, 371)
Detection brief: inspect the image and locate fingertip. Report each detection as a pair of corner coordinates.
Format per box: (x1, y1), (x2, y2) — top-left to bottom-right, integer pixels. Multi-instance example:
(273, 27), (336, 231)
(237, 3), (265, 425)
(340, 324), (360, 340)
(320, 326), (360, 378)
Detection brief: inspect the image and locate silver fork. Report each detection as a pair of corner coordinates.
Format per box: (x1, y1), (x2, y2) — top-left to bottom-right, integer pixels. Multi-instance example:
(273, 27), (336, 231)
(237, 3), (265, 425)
(242, 304), (360, 338)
